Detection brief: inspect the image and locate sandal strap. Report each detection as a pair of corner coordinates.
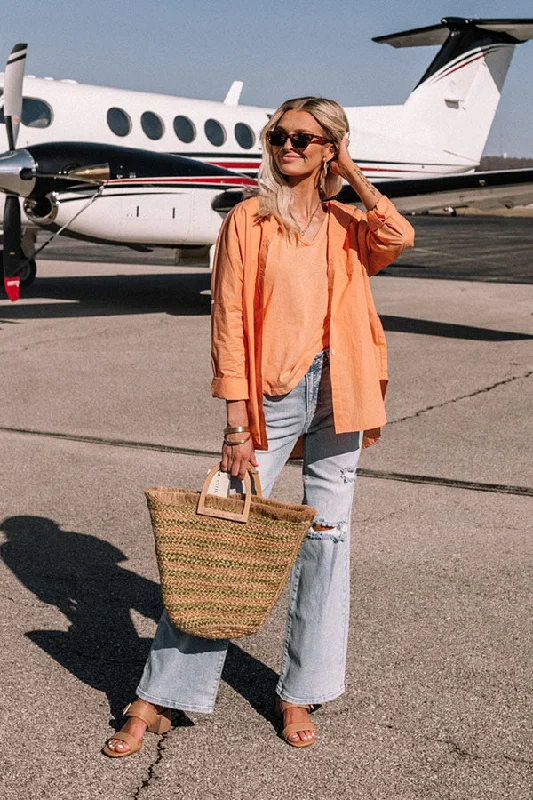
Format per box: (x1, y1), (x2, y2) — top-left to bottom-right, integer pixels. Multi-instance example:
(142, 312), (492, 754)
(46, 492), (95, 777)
(282, 721), (316, 740)
(123, 699), (159, 729)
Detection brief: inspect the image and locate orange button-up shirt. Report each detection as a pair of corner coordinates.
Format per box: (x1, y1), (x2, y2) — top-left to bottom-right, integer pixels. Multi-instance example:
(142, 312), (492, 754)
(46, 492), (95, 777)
(211, 195), (415, 450)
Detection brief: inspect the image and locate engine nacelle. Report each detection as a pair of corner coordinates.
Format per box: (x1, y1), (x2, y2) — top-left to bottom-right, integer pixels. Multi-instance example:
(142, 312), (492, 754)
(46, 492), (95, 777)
(24, 185), (226, 246)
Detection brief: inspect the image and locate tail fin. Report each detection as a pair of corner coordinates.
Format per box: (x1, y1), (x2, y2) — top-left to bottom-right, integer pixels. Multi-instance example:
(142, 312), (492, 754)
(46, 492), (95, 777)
(375, 18), (533, 167)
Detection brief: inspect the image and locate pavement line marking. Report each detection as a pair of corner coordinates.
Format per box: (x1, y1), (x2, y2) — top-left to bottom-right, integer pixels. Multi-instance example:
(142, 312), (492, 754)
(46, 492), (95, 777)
(1, 426), (532, 498)
(358, 469), (533, 497)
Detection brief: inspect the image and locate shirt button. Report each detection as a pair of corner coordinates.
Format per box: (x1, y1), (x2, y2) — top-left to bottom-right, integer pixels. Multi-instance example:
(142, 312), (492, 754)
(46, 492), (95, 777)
(331, 349), (336, 356)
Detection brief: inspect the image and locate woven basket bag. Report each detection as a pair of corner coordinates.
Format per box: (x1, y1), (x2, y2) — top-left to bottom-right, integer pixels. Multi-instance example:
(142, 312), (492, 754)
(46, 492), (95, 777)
(145, 465), (316, 639)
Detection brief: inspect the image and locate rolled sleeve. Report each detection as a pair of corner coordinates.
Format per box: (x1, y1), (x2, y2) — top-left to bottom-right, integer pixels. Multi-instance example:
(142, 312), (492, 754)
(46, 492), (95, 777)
(211, 375), (249, 400)
(210, 209), (250, 401)
(358, 195), (415, 275)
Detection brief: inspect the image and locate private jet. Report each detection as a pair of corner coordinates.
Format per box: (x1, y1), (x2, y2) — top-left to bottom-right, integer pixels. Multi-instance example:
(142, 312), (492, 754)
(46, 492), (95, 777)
(1, 16), (533, 300)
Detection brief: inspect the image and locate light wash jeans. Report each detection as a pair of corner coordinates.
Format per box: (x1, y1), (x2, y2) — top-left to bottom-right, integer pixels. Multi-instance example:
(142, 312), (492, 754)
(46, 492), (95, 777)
(137, 351), (361, 711)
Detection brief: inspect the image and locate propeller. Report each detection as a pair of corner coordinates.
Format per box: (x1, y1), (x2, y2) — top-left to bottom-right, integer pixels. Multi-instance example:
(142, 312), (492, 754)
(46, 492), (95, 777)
(2, 43), (27, 301)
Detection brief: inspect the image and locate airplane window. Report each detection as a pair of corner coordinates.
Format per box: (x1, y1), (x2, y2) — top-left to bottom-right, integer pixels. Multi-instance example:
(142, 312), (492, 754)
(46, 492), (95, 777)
(173, 115), (196, 143)
(235, 123), (255, 149)
(20, 97), (53, 128)
(204, 118), (226, 147)
(107, 107), (131, 137)
(141, 111), (164, 140)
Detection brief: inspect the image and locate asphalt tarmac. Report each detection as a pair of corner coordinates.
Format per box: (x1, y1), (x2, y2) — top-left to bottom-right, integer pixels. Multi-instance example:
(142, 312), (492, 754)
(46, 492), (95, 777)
(1, 216), (532, 799)
(37, 214), (533, 283)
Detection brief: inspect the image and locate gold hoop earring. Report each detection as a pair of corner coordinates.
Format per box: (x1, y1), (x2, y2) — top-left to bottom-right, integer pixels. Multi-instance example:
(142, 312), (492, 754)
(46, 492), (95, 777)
(319, 159), (328, 193)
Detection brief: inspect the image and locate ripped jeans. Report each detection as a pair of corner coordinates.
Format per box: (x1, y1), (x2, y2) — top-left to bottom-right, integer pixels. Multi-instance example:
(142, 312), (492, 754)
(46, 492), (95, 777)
(137, 351), (361, 711)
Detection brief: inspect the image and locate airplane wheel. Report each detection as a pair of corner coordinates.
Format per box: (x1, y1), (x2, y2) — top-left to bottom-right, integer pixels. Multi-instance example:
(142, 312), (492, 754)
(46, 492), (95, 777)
(0, 251), (37, 289)
(20, 256), (37, 287)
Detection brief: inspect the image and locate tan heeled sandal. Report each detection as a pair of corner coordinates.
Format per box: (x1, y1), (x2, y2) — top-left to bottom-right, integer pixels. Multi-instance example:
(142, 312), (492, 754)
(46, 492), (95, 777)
(102, 699), (172, 758)
(275, 696), (316, 748)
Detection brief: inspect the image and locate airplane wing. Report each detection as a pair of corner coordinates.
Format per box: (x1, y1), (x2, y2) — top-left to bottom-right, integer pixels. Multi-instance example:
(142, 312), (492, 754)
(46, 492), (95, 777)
(336, 169), (533, 213)
(214, 169), (533, 215)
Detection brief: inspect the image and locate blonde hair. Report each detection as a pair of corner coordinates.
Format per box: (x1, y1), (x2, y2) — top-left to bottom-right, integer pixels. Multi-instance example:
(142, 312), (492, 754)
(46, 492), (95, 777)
(255, 97), (349, 233)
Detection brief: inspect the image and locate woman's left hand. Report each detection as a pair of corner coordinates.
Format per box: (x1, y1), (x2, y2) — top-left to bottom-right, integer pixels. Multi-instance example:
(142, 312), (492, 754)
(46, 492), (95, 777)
(328, 135), (356, 182)
(329, 134), (382, 211)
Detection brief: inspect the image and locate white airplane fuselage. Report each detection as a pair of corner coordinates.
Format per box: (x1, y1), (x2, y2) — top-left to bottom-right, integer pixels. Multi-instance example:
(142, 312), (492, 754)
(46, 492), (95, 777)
(0, 75), (484, 181)
(1, 17), (531, 259)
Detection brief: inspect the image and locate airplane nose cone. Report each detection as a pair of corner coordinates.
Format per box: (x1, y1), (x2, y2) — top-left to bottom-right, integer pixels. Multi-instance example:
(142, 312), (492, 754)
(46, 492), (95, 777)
(0, 148), (36, 196)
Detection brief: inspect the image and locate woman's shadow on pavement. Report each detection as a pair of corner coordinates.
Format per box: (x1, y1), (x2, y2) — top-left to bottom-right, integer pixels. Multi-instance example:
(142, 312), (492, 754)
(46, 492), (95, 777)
(0, 515), (278, 726)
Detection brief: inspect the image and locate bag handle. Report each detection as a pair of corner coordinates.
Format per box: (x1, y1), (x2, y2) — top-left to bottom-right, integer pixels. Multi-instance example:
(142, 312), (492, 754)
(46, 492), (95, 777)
(196, 464), (262, 524)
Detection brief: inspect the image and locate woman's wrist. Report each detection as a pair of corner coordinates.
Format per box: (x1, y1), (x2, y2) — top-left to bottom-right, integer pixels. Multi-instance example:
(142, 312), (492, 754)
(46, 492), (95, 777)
(226, 399), (249, 429)
(343, 163), (382, 210)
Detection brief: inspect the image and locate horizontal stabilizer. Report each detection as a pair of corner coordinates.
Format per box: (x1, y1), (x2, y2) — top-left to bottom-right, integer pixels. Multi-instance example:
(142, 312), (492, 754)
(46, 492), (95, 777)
(374, 18), (533, 48)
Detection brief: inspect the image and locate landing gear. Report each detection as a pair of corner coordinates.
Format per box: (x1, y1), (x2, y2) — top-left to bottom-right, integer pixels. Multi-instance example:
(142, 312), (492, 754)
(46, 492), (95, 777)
(19, 255), (37, 287)
(0, 249), (37, 290)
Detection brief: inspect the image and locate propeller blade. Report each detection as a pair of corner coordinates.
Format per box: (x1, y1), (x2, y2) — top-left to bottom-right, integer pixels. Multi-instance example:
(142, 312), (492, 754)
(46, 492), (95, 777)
(3, 195), (21, 301)
(4, 43), (27, 151)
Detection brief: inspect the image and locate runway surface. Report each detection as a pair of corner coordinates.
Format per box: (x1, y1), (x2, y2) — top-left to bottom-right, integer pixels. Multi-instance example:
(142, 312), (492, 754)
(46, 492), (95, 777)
(1, 217), (532, 800)
(36, 215), (533, 283)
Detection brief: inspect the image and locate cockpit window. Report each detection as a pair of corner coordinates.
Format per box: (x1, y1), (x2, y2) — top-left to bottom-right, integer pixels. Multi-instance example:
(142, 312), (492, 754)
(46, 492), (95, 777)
(204, 118), (226, 147)
(0, 95), (52, 128)
(235, 122), (255, 149)
(107, 107), (131, 137)
(173, 115), (196, 143)
(21, 97), (53, 128)
(141, 111), (164, 140)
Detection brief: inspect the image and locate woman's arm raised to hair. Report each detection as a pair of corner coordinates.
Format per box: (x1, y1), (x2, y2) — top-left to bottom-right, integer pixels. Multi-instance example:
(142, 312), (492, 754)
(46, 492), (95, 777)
(329, 135), (382, 211)
(330, 136), (414, 274)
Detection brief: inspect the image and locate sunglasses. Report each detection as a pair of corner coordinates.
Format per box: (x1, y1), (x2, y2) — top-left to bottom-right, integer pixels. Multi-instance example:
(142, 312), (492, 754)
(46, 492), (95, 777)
(267, 130), (332, 149)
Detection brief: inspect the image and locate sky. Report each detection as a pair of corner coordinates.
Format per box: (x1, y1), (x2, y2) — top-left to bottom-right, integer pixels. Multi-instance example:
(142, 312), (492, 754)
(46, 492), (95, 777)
(3, 0), (533, 156)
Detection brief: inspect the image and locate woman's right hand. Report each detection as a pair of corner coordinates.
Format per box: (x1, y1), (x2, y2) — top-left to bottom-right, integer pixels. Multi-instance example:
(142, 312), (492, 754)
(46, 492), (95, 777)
(221, 436), (258, 480)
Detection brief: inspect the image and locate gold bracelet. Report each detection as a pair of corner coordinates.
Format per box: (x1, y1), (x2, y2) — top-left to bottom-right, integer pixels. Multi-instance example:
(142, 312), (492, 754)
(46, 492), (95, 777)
(224, 434), (251, 446)
(224, 425), (250, 435)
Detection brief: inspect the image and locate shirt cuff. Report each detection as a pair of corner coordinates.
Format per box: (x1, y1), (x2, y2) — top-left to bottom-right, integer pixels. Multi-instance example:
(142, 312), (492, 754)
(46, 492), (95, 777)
(211, 376), (250, 400)
(365, 195), (397, 231)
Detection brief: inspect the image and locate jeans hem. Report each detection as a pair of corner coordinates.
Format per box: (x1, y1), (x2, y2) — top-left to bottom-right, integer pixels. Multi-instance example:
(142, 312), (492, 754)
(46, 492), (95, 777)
(136, 687), (215, 714)
(275, 684), (345, 706)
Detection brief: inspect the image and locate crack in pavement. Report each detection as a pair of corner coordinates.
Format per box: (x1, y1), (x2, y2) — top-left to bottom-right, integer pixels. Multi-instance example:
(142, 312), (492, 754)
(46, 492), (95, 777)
(390, 369), (533, 425)
(380, 724), (533, 767)
(441, 736), (533, 767)
(0, 324), (115, 356)
(1, 425), (532, 497)
(132, 731), (169, 799)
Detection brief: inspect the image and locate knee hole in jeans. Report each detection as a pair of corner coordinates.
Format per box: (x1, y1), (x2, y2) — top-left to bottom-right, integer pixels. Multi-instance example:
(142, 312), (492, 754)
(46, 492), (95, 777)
(340, 467), (357, 484)
(306, 518), (347, 543)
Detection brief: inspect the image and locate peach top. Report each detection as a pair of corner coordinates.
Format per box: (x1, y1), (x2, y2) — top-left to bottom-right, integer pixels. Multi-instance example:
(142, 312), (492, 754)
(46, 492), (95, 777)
(262, 214), (329, 395)
(211, 195), (415, 450)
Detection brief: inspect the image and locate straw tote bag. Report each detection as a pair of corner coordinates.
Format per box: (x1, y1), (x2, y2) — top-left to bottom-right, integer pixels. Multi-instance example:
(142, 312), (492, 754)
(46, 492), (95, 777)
(145, 464), (316, 639)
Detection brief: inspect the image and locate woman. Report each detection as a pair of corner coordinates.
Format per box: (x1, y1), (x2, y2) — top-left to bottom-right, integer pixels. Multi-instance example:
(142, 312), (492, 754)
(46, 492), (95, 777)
(103, 96), (414, 756)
